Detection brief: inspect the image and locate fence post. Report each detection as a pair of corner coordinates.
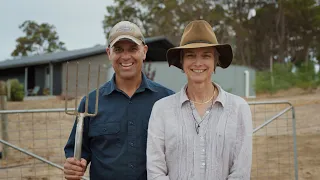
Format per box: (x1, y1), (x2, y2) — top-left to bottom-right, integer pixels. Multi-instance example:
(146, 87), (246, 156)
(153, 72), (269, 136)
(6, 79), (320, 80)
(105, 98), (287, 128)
(291, 106), (299, 180)
(0, 81), (8, 159)
(6, 80), (11, 101)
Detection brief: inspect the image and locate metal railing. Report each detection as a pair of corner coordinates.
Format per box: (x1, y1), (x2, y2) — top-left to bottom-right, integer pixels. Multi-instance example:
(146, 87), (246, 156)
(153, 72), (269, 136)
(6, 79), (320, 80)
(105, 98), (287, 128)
(249, 100), (298, 180)
(0, 108), (89, 180)
(0, 101), (298, 179)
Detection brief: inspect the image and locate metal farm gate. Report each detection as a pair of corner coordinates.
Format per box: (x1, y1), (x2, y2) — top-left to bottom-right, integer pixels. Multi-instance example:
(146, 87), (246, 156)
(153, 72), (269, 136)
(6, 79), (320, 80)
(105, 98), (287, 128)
(0, 101), (298, 180)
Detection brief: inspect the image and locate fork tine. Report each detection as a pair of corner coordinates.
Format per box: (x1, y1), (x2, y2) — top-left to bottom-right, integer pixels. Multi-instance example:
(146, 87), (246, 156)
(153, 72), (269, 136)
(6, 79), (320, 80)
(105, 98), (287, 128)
(65, 61), (78, 115)
(94, 64), (100, 115)
(85, 62), (90, 115)
(65, 61), (69, 113)
(64, 61), (101, 117)
(75, 62), (79, 113)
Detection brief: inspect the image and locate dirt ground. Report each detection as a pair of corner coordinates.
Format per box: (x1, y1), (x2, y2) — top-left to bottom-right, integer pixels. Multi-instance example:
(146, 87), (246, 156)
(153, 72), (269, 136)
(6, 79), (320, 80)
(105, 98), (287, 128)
(249, 87), (320, 180)
(0, 88), (319, 179)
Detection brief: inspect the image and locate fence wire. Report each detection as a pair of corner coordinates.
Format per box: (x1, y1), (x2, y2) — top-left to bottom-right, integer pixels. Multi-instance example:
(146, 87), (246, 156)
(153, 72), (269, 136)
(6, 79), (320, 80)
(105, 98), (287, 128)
(0, 101), (298, 180)
(0, 109), (89, 179)
(249, 101), (297, 180)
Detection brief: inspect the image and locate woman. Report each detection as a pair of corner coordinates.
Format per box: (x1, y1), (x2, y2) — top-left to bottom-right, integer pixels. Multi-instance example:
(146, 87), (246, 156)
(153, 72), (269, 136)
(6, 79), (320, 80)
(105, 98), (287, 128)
(146, 20), (253, 180)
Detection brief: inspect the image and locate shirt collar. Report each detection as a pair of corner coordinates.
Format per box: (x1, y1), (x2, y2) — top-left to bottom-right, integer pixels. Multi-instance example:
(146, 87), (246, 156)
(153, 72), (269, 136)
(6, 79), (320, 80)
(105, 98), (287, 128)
(214, 83), (226, 107)
(136, 73), (157, 93)
(103, 72), (157, 96)
(179, 85), (189, 105)
(179, 82), (226, 107)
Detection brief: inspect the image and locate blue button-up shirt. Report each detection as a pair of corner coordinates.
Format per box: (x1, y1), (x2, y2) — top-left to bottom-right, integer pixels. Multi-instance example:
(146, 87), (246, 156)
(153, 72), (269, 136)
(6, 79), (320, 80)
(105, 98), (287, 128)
(64, 73), (174, 180)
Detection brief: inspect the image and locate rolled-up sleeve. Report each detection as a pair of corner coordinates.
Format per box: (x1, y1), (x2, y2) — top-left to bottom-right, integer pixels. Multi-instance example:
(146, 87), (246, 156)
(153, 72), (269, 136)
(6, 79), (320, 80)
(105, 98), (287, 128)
(228, 102), (253, 180)
(146, 102), (170, 180)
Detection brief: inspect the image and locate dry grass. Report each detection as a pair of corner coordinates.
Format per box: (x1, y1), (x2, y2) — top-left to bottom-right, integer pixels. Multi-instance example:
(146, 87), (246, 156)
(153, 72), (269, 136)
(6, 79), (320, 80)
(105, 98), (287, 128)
(0, 88), (319, 179)
(249, 88), (320, 180)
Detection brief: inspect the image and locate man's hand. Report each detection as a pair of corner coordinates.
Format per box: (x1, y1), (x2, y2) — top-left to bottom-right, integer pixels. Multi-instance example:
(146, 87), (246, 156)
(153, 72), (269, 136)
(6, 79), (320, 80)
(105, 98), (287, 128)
(64, 157), (87, 180)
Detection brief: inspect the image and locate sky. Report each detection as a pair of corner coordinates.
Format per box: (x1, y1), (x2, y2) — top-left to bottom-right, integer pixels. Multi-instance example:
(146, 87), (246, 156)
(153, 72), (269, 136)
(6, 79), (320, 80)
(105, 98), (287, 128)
(0, 0), (114, 61)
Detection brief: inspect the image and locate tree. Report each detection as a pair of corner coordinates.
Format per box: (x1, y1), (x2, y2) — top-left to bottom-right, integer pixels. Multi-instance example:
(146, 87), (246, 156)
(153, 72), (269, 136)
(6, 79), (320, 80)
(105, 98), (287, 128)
(229, 0), (320, 69)
(102, 0), (155, 40)
(285, 0), (320, 66)
(102, 0), (320, 70)
(11, 20), (67, 57)
(103, 0), (230, 44)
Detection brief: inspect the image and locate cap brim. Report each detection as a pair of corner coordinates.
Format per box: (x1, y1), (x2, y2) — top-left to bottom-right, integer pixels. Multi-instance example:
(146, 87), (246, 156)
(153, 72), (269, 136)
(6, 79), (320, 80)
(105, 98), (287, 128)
(166, 43), (233, 69)
(109, 35), (143, 47)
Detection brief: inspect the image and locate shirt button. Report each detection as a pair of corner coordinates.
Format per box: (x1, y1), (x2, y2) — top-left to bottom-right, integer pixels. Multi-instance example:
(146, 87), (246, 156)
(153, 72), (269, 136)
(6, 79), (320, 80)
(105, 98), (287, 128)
(202, 163), (206, 166)
(129, 121), (134, 125)
(202, 149), (205, 152)
(130, 142), (134, 147)
(129, 101), (132, 104)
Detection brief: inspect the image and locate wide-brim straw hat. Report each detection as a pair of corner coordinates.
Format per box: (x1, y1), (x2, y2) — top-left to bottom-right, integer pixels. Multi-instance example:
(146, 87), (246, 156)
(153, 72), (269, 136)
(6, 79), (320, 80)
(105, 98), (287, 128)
(166, 20), (233, 69)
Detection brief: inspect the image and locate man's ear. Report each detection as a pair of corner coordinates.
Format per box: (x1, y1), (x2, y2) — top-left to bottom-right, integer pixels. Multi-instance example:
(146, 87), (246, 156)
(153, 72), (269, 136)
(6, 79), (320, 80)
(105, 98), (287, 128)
(106, 47), (111, 60)
(144, 44), (148, 54)
(143, 45), (148, 61)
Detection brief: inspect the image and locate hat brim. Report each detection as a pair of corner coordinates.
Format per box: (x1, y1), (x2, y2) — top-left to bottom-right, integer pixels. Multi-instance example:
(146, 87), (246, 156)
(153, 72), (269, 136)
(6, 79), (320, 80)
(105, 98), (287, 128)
(109, 35), (143, 47)
(166, 43), (233, 69)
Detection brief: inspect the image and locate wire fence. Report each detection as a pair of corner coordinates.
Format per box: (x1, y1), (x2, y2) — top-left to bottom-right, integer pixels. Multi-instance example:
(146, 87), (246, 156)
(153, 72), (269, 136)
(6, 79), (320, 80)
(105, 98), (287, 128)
(249, 101), (297, 180)
(0, 109), (89, 180)
(0, 101), (301, 180)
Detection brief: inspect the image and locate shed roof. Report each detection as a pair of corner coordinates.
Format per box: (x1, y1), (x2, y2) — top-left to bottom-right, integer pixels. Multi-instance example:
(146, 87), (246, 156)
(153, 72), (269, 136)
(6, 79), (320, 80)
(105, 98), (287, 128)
(0, 36), (174, 70)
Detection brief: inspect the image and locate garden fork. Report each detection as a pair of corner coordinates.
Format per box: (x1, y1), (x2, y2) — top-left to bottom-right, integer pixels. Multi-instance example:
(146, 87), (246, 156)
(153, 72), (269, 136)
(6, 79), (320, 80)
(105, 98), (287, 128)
(65, 61), (100, 161)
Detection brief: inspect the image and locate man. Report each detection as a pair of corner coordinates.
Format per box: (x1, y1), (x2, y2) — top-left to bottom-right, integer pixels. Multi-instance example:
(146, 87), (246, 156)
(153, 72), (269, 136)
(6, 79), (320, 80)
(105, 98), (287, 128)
(147, 20), (253, 180)
(63, 21), (174, 180)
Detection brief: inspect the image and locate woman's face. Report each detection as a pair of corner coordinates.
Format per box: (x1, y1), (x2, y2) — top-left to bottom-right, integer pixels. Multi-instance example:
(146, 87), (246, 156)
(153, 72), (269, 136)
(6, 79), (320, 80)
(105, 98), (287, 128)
(182, 47), (216, 84)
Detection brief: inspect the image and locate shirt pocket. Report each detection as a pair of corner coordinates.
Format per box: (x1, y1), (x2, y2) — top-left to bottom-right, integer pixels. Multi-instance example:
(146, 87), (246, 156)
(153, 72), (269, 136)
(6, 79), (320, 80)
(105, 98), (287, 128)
(88, 122), (121, 147)
(89, 122), (120, 136)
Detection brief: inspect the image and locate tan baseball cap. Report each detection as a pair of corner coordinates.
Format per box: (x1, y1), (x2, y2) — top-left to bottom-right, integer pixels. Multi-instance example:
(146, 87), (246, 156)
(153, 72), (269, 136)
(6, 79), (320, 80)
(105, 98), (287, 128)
(108, 21), (145, 47)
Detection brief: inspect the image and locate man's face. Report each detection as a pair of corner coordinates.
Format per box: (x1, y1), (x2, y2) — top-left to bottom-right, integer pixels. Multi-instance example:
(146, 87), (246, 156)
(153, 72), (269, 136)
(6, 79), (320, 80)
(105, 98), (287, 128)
(182, 47), (216, 84)
(107, 40), (148, 80)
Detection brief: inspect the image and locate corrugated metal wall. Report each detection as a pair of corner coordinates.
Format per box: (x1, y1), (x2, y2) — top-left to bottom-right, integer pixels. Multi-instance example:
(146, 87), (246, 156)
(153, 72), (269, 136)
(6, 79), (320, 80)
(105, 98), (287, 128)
(61, 56), (255, 98)
(146, 62), (256, 97)
(61, 54), (109, 98)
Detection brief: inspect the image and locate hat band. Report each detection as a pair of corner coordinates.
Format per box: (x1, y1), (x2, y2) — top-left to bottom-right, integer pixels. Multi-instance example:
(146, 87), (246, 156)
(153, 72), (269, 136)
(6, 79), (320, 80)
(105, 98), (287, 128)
(183, 40), (212, 46)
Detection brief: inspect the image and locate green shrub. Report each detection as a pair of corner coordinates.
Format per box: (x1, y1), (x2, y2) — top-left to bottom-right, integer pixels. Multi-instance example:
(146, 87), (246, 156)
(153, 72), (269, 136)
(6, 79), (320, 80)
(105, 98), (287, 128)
(255, 62), (320, 94)
(255, 71), (273, 93)
(0, 81), (6, 96)
(255, 63), (295, 94)
(294, 62), (318, 90)
(9, 79), (24, 101)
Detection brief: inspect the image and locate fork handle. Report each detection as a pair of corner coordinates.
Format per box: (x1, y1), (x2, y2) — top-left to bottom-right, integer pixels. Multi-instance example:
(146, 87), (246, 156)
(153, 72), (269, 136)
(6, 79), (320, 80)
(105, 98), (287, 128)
(74, 113), (85, 160)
